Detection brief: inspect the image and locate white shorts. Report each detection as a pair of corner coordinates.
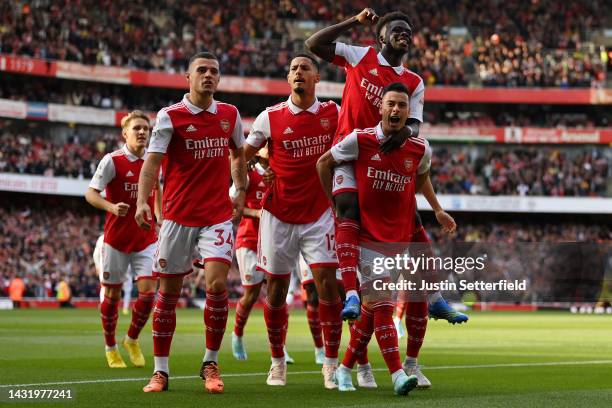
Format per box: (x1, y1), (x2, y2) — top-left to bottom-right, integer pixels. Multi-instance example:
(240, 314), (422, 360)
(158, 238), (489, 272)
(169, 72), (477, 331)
(295, 254), (343, 285)
(155, 219), (234, 277)
(93, 235), (104, 273)
(258, 208), (338, 277)
(100, 242), (156, 286)
(236, 247), (264, 287)
(332, 163), (357, 195)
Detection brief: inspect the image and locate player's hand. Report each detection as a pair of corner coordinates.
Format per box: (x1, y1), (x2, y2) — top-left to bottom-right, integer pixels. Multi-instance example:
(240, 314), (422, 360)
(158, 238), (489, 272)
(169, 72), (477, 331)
(263, 169), (276, 185)
(355, 8), (379, 26)
(112, 202), (130, 217)
(232, 191), (246, 223)
(380, 126), (412, 154)
(135, 203), (152, 230)
(435, 210), (456, 234)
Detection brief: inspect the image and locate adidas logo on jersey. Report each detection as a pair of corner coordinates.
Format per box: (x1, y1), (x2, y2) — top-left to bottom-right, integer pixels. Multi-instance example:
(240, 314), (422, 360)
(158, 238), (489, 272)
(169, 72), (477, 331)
(283, 127), (294, 134)
(369, 68), (378, 76)
(371, 153), (382, 161)
(186, 124), (197, 132)
(126, 170), (134, 177)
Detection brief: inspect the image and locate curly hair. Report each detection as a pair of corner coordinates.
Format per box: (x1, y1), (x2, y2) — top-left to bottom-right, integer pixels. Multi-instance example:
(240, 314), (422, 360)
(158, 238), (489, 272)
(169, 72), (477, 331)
(375, 11), (412, 46)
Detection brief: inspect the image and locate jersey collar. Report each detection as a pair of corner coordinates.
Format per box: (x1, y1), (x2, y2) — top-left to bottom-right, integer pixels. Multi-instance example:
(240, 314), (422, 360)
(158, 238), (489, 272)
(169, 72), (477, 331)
(376, 52), (405, 75)
(287, 96), (321, 114)
(375, 122), (388, 142)
(182, 94), (218, 115)
(122, 144), (146, 162)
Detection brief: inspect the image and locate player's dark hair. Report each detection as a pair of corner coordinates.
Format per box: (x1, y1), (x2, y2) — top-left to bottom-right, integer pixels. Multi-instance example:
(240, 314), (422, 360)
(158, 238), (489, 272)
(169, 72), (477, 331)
(382, 82), (410, 97)
(375, 11), (412, 46)
(187, 51), (218, 69)
(291, 53), (320, 71)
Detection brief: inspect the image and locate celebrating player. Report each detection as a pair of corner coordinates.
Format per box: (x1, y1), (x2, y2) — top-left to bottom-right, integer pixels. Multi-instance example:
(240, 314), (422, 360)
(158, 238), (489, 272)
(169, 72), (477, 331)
(136, 52), (247, 394)
(85, 111), (160, 369)
(317, 82), (429, 394)
(306, 8), (465, 324)
(243, 54), (343, 388)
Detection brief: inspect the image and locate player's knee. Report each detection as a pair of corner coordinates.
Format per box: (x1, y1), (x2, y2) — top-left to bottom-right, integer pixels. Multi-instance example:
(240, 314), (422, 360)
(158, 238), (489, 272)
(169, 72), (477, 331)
(207, 277), (227, 293)
(242, 286), (261, 306)
(305, 284), (319, 307)
(266, 277), (289, 306)
(335, 193), (359, 221)
(105, 286), (122, 299)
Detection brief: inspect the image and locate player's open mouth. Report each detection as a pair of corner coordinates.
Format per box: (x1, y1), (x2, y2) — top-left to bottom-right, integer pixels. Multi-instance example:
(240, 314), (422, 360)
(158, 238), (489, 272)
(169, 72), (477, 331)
(389, 116), (401, 124)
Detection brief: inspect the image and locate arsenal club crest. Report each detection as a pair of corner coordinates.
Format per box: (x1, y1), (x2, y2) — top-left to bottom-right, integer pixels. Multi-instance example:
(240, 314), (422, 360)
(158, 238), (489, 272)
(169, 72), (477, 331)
(220, 119), (230, 133)
(335, 175), (344, 185)
(320, 118), (330, 130)
(404, 159), (413, 171)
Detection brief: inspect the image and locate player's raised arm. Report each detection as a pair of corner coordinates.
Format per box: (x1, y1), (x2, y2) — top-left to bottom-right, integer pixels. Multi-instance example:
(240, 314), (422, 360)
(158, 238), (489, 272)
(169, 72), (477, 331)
(135, 152), (162, 230)
(305, 7), (379, 62)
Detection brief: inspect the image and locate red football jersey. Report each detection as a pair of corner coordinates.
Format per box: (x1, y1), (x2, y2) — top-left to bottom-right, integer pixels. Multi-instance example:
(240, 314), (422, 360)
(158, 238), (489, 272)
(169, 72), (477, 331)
(332, 42), (425, 141)
(89, 145), (158, 253)
(234, 164), (266, 251)
(331, 124), (431, 243)
(245, 98), (338, 224)
(149, 95), (244, 227)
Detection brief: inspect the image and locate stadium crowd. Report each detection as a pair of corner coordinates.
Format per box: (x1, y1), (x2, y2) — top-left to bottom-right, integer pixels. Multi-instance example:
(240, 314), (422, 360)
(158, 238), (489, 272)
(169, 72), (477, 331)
(0, 0), (606, 86)
(0, 129), (119, 179)
(2, 130), (609, 197)
(430, 145), (610, 196)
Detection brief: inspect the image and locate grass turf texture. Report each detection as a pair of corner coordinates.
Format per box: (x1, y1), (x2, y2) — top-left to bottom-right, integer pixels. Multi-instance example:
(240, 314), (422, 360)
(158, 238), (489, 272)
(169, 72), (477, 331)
(0, 309), (611, 408)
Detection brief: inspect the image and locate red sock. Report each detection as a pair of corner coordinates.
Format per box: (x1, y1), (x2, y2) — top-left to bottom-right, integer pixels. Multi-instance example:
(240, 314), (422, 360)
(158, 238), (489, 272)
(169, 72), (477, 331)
(336, 220), (360, 292)
(372, 301), (402, 374)
(357, 348), (369, 365)
(263, 300), (288, 359)
(406, 301), (428, 358)
(306, 304), (324, 348)
(204, 290), (228, 351)
(395, 301), (407, 320)
(319, 298), (343, 358)
(233, 299), (252, 337)
(342, 304), (373, 368)
(100, 294), (119, 347)
(152, 291), (179, 357)
(127, 291), (155, 340)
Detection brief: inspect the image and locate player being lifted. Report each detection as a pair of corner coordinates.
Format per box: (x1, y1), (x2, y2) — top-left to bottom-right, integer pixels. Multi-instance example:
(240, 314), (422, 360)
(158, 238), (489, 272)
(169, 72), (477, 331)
(136, 52), (247, 394)
(306, 7), (465, 325)
(317, 82), (430, 395)
(85, 111), (160, 369)
(243, 54), (343, 389)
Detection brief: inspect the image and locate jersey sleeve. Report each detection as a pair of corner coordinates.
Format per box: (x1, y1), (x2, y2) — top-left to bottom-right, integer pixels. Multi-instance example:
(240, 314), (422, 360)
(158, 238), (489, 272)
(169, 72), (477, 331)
(330, 131), (359, 163)
(245, 110), (270, 149)
(417, 139), (432, 174)
(229, 109), (245, 150)
(332, 42), (370, 67)
(409, 79), (425, 123)
(148, 109), (174, 153)
(89, 154), (115, 191)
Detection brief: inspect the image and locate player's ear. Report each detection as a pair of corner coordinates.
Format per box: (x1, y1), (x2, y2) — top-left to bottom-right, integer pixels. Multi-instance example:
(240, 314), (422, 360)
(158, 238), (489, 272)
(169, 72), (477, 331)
(314, 72), (320, 83)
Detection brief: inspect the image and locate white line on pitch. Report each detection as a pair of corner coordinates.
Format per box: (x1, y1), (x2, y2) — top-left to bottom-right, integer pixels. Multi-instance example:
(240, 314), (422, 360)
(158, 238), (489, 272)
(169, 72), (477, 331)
(1, 360), (611, 389)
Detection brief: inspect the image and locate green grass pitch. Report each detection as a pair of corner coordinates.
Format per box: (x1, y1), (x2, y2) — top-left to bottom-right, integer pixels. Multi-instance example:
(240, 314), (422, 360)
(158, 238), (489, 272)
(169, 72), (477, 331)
(1, 309), (611, 407)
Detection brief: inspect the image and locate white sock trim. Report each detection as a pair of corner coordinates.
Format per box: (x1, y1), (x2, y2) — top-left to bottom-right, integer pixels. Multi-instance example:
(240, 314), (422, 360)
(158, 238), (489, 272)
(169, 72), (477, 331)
(154, 356), (169, 375)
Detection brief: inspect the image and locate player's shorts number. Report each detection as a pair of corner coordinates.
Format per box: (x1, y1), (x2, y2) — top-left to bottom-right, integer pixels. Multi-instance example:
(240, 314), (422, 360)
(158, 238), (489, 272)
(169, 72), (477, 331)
(214, 229), (233, 246)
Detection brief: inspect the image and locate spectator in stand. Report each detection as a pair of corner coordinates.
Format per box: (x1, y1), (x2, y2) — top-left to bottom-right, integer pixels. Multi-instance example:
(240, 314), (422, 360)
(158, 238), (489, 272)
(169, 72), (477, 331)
(0, 0), (606, 86)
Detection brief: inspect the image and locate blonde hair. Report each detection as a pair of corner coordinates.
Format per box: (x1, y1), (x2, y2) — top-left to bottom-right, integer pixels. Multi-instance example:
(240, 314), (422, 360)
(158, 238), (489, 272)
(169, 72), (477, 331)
(121, 110), (150, 129)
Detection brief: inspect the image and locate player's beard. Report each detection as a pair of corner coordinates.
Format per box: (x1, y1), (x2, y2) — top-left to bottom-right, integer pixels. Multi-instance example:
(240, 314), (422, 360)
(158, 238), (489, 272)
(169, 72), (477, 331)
(294, 86), (305, 94)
